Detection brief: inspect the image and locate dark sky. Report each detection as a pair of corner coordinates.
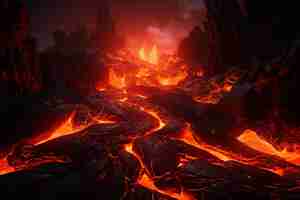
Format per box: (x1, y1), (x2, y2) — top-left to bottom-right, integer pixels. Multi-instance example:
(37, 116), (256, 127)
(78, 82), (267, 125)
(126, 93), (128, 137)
(26, 0), (205, 50)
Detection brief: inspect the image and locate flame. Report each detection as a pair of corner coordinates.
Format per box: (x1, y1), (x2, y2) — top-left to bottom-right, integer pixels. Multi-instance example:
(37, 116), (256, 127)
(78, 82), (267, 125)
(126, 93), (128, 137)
(107, 46), (188, 89)
(139, 47), (146, 61)
(157, 71), (188, 86)
(238, 130), (300, 166)
(108, 68), (127, 89)
(139, 45), (159, 65)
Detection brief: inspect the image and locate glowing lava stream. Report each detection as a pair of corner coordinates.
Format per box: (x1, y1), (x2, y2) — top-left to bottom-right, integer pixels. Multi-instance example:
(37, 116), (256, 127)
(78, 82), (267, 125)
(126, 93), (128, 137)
(139, 107), (166, 134)
(0, 111), (117, 175)
(177, 124), (286, 176)
(34, 111), (116, 145)
(125, 143), (195, 200)
(238, 130), (300, 166)
(123, 104), (194, 200)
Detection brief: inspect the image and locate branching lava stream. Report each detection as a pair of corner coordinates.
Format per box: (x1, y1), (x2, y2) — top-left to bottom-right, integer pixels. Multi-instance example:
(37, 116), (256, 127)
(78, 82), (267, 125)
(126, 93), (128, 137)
(1, 45), (300, 199)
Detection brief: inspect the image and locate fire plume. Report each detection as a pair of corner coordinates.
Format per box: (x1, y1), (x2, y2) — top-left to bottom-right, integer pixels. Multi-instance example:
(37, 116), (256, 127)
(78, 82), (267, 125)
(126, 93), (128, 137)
(108, 68), (126, 89)
(139, 45), (159, 65)
(107, 45), (188, 89)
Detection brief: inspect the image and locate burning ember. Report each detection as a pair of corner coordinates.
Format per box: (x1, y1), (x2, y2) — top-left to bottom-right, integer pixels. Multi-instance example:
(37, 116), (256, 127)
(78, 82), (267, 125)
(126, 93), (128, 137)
(1, 44), (300, 200)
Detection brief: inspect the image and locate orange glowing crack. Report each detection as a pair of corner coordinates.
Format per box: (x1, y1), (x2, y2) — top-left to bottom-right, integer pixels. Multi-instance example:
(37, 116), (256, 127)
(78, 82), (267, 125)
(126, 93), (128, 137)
(138, 173), (195, 200)
(123, 109), (193, 200)
(238, 130), (300, 166)
(124, 143), (195, 200)
(124, 143), (148, 173)
(139, 107), (166, 135)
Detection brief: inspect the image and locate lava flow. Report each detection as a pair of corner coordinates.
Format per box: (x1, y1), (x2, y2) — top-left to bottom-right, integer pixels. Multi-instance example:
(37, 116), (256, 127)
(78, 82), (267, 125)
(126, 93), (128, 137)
(1, 44), (300, 199)
(0, 110), (117, 175)
(124, 118), (194, 200)
(32, 110), (116, 145)
(238, 129), (300, 166)
(106, 44), (189, 89)
(177, 124), (289, 176)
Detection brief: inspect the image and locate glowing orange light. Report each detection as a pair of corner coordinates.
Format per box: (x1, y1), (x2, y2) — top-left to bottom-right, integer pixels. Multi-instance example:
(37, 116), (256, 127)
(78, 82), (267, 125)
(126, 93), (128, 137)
(223, 83), (233, 92)
(139, 47), (146, 61)
(0, 158), (15, 175)
(33, 111), (86, 145)
(177, 124), (286, 176)
(238, 130), (300, 166)
(92, 115), (118, 124)
(179, 125), (232, 161)
(149, 45), (159, 65)
(138, 45), (159, 65)
(108, 68), (127, 89)
(138, 173), (195, 200)
(124, 142), (194, 200)
(139, 107), (166, 134)
(32, 111), (116, 146)
(157, 71), (188, 86)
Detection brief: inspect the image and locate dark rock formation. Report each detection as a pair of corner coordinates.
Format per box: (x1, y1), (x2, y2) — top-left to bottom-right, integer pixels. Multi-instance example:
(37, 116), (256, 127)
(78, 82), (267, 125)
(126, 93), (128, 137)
(0, 0), (41, 96)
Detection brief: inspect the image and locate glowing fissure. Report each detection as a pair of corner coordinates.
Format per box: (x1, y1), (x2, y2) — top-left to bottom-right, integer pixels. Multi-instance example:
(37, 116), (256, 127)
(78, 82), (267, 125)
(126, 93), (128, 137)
(139, 107), (166, 134)
(137, 173), (195, 200)
(124, 106), (194, 200)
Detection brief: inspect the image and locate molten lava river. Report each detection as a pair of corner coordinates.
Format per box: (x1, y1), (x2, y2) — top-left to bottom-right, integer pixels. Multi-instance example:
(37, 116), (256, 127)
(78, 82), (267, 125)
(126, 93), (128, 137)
(1, 46), (300, 200)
